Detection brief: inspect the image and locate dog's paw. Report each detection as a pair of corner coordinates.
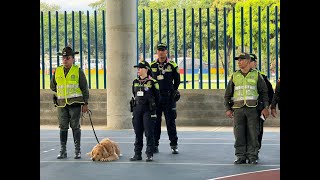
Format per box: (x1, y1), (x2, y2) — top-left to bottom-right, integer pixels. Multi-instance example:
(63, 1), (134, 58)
(100, 158), (108, 162)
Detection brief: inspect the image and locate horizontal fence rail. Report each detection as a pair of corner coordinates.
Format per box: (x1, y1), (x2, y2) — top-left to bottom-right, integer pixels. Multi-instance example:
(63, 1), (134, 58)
(40, 6), (280, 89)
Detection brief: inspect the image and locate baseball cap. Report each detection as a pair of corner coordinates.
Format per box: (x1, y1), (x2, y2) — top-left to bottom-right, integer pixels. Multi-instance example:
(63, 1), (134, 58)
(234, 52), (251, 60)
(133, 61), (151, 70)
(249, 53), (257, 61)
(57, 46), (79, 56)
(157, 43), (167, 50)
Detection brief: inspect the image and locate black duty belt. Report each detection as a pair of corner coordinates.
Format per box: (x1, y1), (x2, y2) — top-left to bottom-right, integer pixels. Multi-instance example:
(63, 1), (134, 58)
(160, 91), (172, 97)
(135, 99), (148, 105)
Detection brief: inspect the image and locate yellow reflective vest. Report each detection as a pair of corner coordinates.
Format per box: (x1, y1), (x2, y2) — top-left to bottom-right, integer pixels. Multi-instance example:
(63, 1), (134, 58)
(54, 65), (84, 107)
(232, 70), (259, 108)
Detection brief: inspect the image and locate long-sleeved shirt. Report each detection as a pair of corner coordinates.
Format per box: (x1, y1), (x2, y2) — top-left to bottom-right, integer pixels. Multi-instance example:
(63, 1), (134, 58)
(271, 78), (280, 110)
(224, 69), (269, 111)
(50, 65), (89, 104)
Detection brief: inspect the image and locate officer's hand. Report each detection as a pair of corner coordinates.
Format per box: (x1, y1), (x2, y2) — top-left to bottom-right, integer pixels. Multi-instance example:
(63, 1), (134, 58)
(262, 108), (269, 119)
(173, 90), (181, 101)
(226, 110), (233, 118)
(271, 108), (277, 118)
(82, 104), (89, 113)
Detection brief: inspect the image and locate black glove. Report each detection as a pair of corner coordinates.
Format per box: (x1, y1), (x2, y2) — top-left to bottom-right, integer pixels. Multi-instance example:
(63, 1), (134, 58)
(130, 97), (135, 112)
(149, 97), (157, 112)
(173, 90), (181, 102)
(53, 94), (58, 106)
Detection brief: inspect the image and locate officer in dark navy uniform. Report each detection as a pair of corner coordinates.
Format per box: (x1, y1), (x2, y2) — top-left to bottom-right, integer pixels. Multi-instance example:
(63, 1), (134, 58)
(150, 43), (181, 154)
(130, 61), (160, 162)
(249, 53), (274, 158)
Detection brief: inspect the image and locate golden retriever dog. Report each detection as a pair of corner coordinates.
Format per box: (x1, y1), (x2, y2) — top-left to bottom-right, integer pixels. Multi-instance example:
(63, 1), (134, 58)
(87, 138), (121, 162)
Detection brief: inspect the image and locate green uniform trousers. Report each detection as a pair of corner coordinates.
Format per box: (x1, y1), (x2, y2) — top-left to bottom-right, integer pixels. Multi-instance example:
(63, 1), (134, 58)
(233, 106), (260, 160)
(57, 104), (82, 130)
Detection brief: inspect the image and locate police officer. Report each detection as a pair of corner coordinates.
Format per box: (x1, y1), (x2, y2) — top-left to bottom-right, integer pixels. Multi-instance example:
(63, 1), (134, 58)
(50, 46), (89, 159)
(271, 77), (280, 117)
(150, 43), (181, 154)
(130, 61), (160, 162)
(224, 52), (269, 164)
(249, 53), (274, 158)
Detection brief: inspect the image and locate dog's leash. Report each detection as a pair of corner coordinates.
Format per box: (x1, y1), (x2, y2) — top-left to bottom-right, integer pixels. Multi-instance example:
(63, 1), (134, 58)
(82, 109), (100, 144)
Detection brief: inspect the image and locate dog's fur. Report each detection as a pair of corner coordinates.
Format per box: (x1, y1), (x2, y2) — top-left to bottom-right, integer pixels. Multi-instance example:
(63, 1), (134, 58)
(87, 138), (121, 162)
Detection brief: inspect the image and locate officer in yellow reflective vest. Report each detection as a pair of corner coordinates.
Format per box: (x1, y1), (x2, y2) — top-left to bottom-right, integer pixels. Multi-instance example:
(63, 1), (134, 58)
(224, 52), (269, 165)
(50, 46), (89, 159)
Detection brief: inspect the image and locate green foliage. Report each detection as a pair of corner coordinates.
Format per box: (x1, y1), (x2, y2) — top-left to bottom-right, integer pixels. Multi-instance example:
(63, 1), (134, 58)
(40, 0), (280, 77)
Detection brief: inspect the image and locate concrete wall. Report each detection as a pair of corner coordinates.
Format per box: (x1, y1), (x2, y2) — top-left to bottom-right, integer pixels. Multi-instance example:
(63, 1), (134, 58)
(40, 89), (280, 128)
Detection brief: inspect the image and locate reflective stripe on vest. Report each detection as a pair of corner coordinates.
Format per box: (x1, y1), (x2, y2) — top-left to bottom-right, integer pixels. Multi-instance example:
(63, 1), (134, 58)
(232, 70), (259, 108)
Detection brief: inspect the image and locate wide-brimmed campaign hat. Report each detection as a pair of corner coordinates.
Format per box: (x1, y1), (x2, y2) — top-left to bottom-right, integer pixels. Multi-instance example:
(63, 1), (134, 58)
(57, 46), (79, 56)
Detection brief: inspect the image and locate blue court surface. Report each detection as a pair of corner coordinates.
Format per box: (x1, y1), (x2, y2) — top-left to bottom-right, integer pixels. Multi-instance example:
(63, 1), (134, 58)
(40, 126), (280, 180)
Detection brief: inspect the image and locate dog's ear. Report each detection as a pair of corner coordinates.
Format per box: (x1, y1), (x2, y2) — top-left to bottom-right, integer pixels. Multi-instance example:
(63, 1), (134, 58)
(102, 146), (109, 157)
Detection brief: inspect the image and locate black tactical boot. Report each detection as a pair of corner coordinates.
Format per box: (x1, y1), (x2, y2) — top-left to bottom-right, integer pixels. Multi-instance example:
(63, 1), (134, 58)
(73, 129), (81, 159)
(146, 154), (153, 162)
(57, 130), (68, 159)
(130, 153), (142, 161)
(153, 146), (159, 153)
(171, 145), (179, 154)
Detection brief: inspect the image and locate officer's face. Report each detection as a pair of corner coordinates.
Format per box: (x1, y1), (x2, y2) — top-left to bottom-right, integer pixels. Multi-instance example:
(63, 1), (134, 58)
(237, 58), (250, 69)
(157, 49), (167, 60)
(137, 67), (148, 77)
(62, 56), (74, 68)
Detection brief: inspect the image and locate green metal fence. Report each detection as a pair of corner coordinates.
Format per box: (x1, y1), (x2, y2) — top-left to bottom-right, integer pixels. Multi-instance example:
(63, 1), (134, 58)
(40, 6), (280, 89)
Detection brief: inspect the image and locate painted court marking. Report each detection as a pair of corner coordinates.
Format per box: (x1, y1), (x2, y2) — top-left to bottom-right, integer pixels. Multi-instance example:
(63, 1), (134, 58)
(208, 168), (280, 180)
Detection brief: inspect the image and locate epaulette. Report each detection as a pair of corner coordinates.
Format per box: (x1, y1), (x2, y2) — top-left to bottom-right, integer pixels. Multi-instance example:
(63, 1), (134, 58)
(150, 61), (157, 66)
(168, 60), (178, 68)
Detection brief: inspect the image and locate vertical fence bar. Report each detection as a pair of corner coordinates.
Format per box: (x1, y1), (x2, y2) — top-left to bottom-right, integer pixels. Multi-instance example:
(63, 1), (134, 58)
(48, 11), (53, 80)
(191, 8), (194, 89)
(79, 11), (83, 69)
(258, 6), (262, 71)
(72, 11), (75, 49)
(94, 10), (99, 89)
(159, 9), (161, 43)
(64, 11), (68, 46)
(241, 7), (244, 52)
(183, 9), (186, 89)
(87, 11), (91, 89)
(267, 6), (270, 78)
(56, 12), (60, 67)
(41, 11), (45, 89)
(224, 7), (228, 88)
(199, 8), (203, 89)
(215, 8), (219, 89)
(136, 0), (139, 64)
(232, 7), (235, 72)
(142, 9), (146, 60)
(174, 9), (177, 64)
(207, 8), (211, 89)
(249, 7), (252, 53)
(150, 9), (153, 62)
(102, 10), (107, 89)
(166, 9), (170, 58)
(275, 6), (279, 81)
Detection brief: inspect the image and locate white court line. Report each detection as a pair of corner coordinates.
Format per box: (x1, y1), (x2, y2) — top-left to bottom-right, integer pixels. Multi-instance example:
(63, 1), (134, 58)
(41, 149), (55, 154)
(40, 160), (280, 167)
(40, 141), (280, 145)
(208, 167), (280, 180)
